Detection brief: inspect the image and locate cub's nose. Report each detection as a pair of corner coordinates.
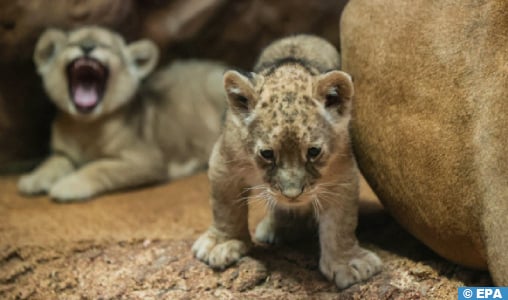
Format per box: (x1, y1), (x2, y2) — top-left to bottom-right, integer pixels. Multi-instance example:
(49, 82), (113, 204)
(80, 41), (96, 54)
(281, 186), (304, 200)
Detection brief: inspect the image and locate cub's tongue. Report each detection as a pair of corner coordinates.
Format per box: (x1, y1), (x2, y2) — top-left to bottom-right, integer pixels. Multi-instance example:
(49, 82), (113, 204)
(73, 85), (99, 108)
(67, 57), (108, 113)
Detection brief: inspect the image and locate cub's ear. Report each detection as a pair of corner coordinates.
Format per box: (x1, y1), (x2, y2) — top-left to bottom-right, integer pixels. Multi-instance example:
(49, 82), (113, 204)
(223, 70), (260, 116)
(33, 29), (67, 74)
(127, 39), (159, 79)
(314, 70), (354, 116)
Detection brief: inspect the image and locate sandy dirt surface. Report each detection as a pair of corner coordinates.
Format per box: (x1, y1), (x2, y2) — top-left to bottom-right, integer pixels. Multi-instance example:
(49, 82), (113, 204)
(0, 173), (491, 299)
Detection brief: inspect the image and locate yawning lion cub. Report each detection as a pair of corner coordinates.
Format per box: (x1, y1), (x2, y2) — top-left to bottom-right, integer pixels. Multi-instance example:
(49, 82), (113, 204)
(18, 26), (226, 201)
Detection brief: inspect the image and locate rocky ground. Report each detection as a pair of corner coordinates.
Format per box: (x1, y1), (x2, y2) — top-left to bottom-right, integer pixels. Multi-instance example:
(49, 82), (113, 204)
(0, 173), (491, 299)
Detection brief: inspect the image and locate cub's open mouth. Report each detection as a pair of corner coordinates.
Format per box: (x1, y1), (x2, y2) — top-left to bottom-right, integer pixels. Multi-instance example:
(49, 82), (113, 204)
(67, 57), (108, 113)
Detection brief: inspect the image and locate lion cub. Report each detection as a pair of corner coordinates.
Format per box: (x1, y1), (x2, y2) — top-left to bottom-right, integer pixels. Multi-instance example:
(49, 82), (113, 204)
(18, 26), (226, 201)
(192, 35), (382, 289)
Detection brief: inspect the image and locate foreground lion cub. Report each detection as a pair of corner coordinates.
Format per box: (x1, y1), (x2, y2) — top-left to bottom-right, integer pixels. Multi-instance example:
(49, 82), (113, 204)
(192, 35), (382, 289)
(18, 26), (226, 201)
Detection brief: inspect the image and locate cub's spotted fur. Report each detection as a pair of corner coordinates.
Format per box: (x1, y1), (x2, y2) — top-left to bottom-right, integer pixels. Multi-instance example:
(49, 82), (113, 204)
(192, 35), (382, 289)
(18, 26), (226, 201)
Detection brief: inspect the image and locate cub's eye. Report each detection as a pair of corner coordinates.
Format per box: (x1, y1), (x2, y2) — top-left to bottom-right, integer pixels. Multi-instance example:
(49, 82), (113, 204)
(260, 149), (275, 161)
(307, 147), (322, 159)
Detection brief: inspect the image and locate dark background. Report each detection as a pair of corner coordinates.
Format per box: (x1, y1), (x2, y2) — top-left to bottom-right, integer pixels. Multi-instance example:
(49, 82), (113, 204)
(0, 0), (348, 171)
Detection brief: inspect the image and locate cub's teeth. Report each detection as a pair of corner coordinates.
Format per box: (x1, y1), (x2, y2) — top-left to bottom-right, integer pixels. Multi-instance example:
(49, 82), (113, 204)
(73, 58), (102, 72)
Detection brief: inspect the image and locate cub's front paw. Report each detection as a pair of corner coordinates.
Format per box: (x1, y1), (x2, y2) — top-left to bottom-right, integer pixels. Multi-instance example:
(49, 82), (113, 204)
(320, 248), (382, 289)
(18, 173), (53, 195)
(49, 175), (96, 202)
(254, 216), (278, 245)
(192, 229), (250, 269)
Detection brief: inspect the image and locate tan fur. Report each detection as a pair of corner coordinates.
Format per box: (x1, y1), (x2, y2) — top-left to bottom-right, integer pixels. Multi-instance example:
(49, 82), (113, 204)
(18, 26), (226, 201)
(341, 0), (508, 285)
(192, 35), (382, 289)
